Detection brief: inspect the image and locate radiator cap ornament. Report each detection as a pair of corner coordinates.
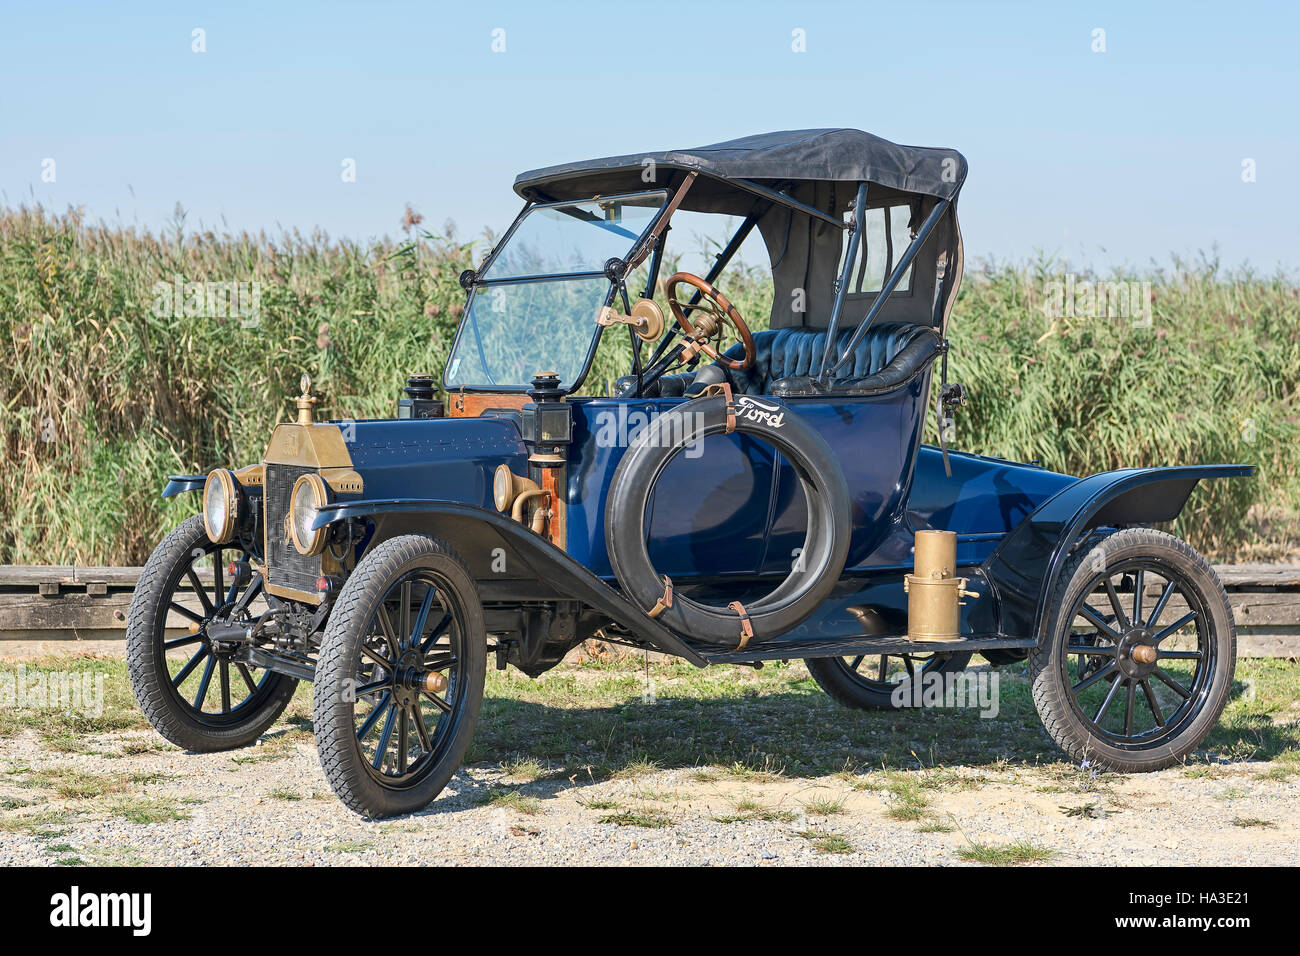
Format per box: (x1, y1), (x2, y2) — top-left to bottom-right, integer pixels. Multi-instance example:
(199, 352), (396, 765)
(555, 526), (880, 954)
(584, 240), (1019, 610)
(295, 373), (319, 426)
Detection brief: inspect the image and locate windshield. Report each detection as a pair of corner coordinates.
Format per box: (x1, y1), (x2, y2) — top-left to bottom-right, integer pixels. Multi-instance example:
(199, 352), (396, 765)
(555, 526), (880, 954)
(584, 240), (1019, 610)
(444, 191), (667, 391)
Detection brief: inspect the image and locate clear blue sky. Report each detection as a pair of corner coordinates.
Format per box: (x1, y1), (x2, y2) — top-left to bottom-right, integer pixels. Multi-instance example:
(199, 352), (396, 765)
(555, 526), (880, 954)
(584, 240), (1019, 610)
(2, 0), (1296, 271)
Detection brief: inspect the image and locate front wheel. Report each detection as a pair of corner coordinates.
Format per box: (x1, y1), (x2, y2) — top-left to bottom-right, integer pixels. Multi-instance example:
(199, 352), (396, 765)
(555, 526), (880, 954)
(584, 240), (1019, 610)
(127, 515), (297, 751)
(313, 535), (486, 818)
(1029, 528), (1236, 772)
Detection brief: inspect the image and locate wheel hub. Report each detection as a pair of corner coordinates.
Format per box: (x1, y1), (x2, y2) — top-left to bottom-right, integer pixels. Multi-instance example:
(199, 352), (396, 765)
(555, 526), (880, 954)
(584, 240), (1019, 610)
(1116, 627), (1158, 679)
(391, 650), (448, 707)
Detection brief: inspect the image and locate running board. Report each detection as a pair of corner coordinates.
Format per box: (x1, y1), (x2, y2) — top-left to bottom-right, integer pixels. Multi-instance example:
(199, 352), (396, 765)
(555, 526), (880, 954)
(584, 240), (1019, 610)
(700, 634), (1036, 665)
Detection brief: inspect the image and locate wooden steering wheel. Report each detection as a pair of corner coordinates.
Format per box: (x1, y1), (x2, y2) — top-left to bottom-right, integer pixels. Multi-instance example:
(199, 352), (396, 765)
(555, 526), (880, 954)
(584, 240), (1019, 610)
(664, 272), (756, 371)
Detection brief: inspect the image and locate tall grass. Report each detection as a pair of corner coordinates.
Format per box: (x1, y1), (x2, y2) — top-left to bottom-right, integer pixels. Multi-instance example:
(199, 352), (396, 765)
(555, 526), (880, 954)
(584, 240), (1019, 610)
(1, 205), (1295, 565)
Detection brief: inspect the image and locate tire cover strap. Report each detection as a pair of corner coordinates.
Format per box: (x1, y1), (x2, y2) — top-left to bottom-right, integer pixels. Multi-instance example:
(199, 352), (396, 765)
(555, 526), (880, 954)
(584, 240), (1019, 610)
(728, 600), (754, 650)
(646, 575), (674, 619)
(700, 382), (737, 433)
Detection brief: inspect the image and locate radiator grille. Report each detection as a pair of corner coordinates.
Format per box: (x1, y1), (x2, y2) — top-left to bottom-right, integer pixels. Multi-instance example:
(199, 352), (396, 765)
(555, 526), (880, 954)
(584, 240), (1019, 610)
(264, 462), (322, 596)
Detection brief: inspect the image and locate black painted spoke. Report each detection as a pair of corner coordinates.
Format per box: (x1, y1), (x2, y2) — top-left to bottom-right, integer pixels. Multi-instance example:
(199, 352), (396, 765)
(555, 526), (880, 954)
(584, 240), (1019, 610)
(373, 702), (398, 770)
(422, 690), (452, 714)
(375, 605), (400, 654)
(1072, 660), (1117, 694)
(186, 567), (214, 615)
(172, 646), (208, 687)
(235, 662), (259, 696)
(356, 694), (391, 741)
(219, 661), (232, 713)
(397, 709), (408, 774)
(1146, 582), (1176, 629)
(399, 581), (412, 650)
(1094, 674), (1124, 724)
(1152, 667), (1191, 700)
(1141, 679), (1166, 727)
(1153, 611), (1198, 644)
(1103, 577), (1130, 630)
(1078, 603), (1121, 639)
(1123, 679), (1136, 736)
(193, 654), (216, 710)
(409, 587), (437, 651)
(168, 601), (205, 625)
(418, 612), (453, 655)
(1157, 649), (1203, 660)
(213, 551), (224, 609)
(359, 642), (391, 670)
(1067, 641), (1117, 657)
(1132, 569), (1144, 626)
(164, 633), (204, 650)
(409, 703), (432, 752)
(354, 678), (391, 698)
(877, 656), (889, 681)
(847, 655), (865, 672)
(422, 654), (458, 671)
(903, 656), (916, 679)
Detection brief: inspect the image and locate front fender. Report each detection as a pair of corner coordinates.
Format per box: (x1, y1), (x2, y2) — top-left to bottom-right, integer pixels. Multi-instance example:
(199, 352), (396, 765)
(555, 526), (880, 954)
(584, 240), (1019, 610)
(982, 464), (1253, 643)
(311, 498), (708, 667)
(162, 474), (207, 498)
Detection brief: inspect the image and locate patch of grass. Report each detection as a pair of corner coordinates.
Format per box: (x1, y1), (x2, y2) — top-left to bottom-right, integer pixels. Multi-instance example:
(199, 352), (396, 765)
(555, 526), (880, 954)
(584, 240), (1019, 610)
(1230, 817), (1275, 829)
(917, 819), (955, 833)
(0, 809), (76, 838)
(323, 839), (372, 853)
(266, 788), (302, 801)
(609, 756), (661, 780)
(16, 768), (132, 800)
(578, 797), (622, 811)
(107, 797), (191, 825)
(500, 756), (547, 782)
(53, 856), (88, 866)
(479, 789), (542, 815)
(599, 809), (673, 829)
(796, 830), (854, 854)
(713, 796), (798, 824)
(1213, 785), (1249, 801)
(1060, 801), (1116, 820)
(957, 841), (1054, 866)
(804, 794), (846, 816)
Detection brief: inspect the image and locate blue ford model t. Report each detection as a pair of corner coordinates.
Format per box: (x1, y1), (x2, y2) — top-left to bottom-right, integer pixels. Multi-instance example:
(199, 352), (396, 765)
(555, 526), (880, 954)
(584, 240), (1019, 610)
(128, 129), (1251, 817)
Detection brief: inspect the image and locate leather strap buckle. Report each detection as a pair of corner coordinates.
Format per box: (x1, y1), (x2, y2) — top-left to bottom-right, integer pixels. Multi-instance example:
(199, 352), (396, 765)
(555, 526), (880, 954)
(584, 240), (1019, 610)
(728, 600), (754, 651)
(700, 381), (737, 433)
(646, 575), (674, 619)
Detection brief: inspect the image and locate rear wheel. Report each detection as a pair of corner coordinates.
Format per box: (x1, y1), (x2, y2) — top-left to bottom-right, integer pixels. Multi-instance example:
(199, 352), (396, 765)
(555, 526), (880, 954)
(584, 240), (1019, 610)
(313, 535), (486, 818)
(1029, 528), (1235, 772)
(807, 651), (972, 710)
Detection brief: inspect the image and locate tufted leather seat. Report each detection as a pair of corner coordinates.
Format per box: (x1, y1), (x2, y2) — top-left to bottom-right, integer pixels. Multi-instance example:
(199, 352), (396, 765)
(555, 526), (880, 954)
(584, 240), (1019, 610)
(621, 321), (941, 398)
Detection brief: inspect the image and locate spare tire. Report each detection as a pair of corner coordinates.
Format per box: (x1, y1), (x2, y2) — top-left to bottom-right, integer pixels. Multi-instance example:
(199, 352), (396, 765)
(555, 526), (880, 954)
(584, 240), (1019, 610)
(605, 393), (851, 648)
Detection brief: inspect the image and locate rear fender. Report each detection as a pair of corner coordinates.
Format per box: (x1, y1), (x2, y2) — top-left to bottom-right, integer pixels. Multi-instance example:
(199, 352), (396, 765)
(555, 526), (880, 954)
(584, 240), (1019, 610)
(312, 499), (708, 666)
(982, 465), (1253, 643)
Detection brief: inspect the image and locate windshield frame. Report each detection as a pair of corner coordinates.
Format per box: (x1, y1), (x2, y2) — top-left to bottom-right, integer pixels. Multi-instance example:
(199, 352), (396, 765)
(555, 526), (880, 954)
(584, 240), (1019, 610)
(443, 189), (671, 394)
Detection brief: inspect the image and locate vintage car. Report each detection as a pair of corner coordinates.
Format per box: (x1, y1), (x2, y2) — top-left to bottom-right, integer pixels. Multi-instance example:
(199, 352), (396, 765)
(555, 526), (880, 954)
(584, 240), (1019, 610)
(127, 129), (1251, 818)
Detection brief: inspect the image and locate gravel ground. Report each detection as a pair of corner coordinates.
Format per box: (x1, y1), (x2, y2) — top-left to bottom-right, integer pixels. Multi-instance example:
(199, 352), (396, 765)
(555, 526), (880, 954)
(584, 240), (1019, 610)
(2, 724), (1297, 867)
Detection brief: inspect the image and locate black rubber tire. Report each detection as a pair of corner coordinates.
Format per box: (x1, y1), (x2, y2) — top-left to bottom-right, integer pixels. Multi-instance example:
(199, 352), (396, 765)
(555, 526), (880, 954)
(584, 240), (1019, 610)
(313, 535), (486, 818)
(605, 394), (852, 646)
(1029, 528), (1236, 772)
(126, 515), (297, 751)
(807, 651), (973, 710)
